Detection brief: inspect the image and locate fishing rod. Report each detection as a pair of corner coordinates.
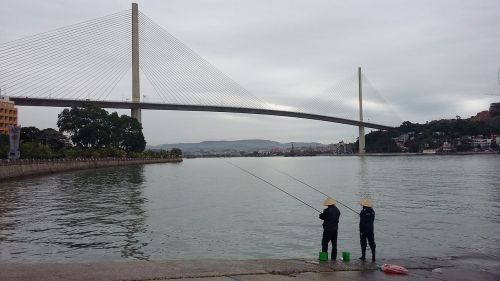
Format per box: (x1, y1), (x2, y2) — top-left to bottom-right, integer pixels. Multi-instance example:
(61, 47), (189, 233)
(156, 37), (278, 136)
(270, 167), (359, 215)
(222, 159), (321, 213)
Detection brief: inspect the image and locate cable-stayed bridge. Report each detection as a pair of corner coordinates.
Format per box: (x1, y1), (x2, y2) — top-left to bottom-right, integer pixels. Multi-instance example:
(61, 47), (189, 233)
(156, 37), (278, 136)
(0, 3), (399, 153)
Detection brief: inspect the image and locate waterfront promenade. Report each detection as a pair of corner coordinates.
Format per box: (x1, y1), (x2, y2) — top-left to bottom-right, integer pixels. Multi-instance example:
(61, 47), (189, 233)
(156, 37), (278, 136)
(1, 255), (498, 280)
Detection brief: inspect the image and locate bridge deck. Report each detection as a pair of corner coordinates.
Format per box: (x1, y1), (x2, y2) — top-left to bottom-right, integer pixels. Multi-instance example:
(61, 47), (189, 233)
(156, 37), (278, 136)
(9, 97), (393, 130)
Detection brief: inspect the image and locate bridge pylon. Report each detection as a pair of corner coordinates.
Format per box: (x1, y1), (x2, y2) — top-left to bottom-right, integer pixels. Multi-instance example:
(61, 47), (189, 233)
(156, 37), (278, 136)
(131, 3), (141, 123)
(358, 67), (365, 154)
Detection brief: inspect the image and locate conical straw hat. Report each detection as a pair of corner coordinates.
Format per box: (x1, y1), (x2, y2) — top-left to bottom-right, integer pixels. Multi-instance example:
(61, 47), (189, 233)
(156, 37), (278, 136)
(323, 197), (336, 206)
(359, 198), (373, 208)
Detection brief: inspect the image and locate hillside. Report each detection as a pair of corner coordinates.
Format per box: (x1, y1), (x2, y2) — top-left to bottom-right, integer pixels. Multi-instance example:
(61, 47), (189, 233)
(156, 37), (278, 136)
(361, 104), (500, 153)
(148, 139), (324, 153)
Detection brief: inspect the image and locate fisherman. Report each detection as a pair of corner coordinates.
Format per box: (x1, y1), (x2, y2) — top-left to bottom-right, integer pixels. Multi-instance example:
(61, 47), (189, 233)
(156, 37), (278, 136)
(358, 197), (376, 262)
(319, 197), (341, 260)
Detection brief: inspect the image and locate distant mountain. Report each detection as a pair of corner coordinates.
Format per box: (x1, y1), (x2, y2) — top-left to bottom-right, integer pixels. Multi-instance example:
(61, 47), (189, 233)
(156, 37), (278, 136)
(148, 139), (325, 153)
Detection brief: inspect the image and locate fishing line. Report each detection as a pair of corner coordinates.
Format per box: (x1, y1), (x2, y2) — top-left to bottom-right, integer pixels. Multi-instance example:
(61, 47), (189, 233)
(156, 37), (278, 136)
(270, 167), (359, 215)
(222, 159), (321, 213)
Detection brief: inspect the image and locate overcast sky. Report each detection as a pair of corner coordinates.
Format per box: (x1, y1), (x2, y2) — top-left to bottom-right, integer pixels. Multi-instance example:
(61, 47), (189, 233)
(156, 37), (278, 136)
(1, 0), (499, 145)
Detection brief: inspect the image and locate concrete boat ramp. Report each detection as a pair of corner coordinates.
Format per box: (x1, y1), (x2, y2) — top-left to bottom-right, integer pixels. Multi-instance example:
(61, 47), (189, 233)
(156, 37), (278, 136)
(1, 255), (498, 281)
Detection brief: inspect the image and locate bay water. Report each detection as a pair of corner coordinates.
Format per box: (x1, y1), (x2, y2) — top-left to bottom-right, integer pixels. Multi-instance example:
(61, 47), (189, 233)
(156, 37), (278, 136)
(0, 155), (498, 262)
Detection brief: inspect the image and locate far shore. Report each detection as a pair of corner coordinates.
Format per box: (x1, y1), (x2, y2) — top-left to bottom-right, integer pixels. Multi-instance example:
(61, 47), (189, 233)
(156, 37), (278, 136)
(182, 151), (499, 158)
(353, 151), (499, 156)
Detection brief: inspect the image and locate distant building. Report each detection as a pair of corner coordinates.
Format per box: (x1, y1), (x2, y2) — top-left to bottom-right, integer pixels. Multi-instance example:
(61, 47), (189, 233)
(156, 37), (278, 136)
(331, 141), (351, 154)
(441, 142), (454, 152)
(471, 137), (491, 149)
(422, 149), (437, 154)
(396, 133), (409, 143)
(334, 142), (344, 154)
(0, 97), (18, 134)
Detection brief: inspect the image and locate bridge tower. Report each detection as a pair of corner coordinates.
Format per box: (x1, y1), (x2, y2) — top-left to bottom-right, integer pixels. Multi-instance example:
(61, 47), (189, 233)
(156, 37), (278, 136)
(131, 3), (141, 122)
(358, 67), (365, 154)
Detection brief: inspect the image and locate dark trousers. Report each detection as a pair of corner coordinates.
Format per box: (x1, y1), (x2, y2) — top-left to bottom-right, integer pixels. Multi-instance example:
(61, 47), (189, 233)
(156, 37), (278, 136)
(321, 229), (338, 259)
(360, 232), (376, 252)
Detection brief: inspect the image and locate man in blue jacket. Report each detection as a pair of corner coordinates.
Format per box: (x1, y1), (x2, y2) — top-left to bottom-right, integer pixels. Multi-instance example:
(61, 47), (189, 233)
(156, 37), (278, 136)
(358, 198), (376, 262)
(319, 197), (341, 260)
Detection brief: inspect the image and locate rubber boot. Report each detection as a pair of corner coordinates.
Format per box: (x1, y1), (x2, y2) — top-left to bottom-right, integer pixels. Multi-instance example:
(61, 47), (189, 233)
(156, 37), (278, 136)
(371, 248), (376, 262)
(359, 248), (366, 261)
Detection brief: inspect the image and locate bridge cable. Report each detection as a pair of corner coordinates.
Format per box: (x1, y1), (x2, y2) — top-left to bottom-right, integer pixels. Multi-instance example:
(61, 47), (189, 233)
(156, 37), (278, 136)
(0, 9), (130, 49)
(6, 41), (130, 99)
(140, 22), (255, 107)
(0, 15), (130, 64)
(139, 20), (223, 105)
(139, 13), (256, 107)
(300, 74), (359, 120)
(0, 11), (131, 99)
(138, 22), (208, 105)
(0, 14), (130, 66)
(7, 33), (130, 99)
(0, 26), (130, 85)
(140, 14), (226, 105)
(139, 12), (268, 109)
(361, 74), (402, 125)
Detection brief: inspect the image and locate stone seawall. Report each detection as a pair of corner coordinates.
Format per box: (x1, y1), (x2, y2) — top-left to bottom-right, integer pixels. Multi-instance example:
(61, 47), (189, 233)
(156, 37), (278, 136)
(0, 158), (182, 181)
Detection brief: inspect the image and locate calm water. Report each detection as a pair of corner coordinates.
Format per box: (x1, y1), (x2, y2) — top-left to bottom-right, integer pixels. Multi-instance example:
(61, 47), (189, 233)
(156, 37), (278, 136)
(0, 155), (499, 262)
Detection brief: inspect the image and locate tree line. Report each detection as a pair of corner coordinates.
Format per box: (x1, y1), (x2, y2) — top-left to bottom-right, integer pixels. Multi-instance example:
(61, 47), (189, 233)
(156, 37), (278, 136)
(356, 112), (500, 153)
(0, 105), (182, 159)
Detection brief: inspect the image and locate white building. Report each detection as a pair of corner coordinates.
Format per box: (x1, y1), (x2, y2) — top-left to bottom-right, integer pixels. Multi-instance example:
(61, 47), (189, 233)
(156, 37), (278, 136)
(471, 137), (491, 149)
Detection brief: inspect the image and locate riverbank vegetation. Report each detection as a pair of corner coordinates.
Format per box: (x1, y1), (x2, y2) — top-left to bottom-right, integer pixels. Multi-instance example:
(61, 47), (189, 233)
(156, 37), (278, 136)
(359, 109), (500, 153)
(0, 105), (182, 159)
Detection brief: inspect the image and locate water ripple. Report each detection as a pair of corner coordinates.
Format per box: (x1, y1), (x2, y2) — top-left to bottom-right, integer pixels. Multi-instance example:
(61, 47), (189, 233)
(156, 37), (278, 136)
(0, 155), (499, 262)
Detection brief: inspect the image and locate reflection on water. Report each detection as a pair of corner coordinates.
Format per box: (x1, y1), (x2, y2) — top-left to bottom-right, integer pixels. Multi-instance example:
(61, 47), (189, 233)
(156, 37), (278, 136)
(0, 156), (499, 262)
(0, 165), (149, 261)
(357, 156), (371, 199)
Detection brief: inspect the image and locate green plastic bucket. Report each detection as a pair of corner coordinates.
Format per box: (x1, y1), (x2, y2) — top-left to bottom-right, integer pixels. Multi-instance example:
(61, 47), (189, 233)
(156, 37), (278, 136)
(318, 251), (328, 261)
(342, 251), (350, 262)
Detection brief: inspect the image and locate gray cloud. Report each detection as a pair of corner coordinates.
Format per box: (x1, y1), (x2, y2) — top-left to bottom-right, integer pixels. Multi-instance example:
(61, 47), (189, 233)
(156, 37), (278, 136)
(2, 0), (500, 145)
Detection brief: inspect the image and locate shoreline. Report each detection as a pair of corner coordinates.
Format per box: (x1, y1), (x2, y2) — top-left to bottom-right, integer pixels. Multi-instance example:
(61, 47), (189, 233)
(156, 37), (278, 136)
(183, 151), (499, 158)
(0, 255), (498, 281)
(355, 151), (499, 156)
(0, 158), (182, 181)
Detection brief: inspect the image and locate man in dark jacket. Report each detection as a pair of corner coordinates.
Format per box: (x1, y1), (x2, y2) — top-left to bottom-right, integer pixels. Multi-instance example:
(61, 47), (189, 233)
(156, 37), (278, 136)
(358, 198), (376, 262)
(319, 197), (341, 260)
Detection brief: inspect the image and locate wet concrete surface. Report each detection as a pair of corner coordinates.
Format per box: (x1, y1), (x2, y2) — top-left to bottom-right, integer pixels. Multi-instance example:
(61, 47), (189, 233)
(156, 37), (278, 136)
(0, 254), (498, 281)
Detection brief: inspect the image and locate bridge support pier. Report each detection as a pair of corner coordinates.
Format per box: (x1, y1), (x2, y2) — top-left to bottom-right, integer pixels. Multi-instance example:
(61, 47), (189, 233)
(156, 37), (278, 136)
(358, 67), (365, 154)
(131, 3), (141, 123)
(131, 107), (141, 122)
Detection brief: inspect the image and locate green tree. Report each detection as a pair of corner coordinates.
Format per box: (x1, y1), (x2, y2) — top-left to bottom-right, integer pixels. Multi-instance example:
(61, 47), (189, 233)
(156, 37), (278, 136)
(361, 131), (401, 153)
(170, 148), (182, 158)
(57, 105), (111, 148)
(57, 105), (146, 156)
(119, 115), (146, 153)
(108, 112), (123, 147)
(39, 128), (68, 151)
(20, 126), (41, 142)
(407, 141), (423, 153)
(20, 142), (53, 159)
